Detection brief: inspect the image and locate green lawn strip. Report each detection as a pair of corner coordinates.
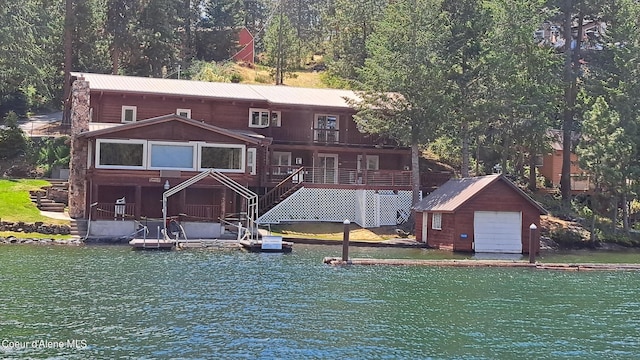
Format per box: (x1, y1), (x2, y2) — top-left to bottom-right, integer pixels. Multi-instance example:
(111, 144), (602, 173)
(0, 179), (68, 225)
(0, 231), (72, 240)
(269, 223), (394, 242)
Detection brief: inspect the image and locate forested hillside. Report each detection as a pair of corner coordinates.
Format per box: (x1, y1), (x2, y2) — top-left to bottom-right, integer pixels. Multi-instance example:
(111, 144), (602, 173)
(2, 0), (640, 239)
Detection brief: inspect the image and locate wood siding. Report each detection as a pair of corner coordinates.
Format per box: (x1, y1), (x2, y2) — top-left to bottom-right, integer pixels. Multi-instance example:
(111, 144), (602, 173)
(91, 93), (398, 148)
(417, 180), (542, 253)
(539, 150), (585, 187)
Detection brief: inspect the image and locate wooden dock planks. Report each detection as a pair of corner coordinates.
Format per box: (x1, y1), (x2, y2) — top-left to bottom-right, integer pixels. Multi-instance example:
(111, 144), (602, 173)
(322, 257), (640, 271)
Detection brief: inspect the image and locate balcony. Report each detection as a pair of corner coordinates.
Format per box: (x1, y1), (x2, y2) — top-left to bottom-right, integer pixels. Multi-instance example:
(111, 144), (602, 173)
(313, 128), (339, 143)
(267, 166), (411, 188)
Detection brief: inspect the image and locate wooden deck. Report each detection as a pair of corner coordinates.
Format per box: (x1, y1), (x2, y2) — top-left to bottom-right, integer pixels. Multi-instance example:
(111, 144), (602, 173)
(239, 239), (293, 253)
(322, 257), (640, 271)
(129, 238), (175, 250)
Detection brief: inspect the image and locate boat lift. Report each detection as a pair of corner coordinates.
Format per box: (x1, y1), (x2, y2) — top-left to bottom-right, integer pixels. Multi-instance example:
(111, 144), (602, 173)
(161, 169), (259, 242)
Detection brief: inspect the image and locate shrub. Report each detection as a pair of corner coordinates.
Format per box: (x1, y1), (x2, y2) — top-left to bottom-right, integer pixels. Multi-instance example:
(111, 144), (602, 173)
(550, 228), (593, 249)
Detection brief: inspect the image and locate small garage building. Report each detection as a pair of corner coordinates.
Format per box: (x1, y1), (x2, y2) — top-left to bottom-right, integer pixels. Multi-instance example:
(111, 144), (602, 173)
(413, 174), (547, 253)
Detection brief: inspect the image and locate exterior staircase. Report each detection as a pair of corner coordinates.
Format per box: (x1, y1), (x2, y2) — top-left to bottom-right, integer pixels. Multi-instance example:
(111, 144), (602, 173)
(70, 219), (88, 238)
(258, 167), (305, 215)
(29, 179), (68, 213)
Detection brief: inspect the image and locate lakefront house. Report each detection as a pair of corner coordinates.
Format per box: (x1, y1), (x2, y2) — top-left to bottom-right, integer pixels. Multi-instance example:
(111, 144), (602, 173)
(67, 73), (420, 238)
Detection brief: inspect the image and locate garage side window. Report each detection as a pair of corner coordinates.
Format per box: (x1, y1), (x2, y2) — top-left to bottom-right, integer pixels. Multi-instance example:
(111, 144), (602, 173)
(432, 212), (442, 230)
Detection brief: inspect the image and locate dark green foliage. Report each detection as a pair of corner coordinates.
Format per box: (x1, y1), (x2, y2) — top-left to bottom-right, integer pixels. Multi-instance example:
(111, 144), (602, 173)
(0, 112), (27, 161)
(34, 137), (71, 177)
(549, 228), (593, 249)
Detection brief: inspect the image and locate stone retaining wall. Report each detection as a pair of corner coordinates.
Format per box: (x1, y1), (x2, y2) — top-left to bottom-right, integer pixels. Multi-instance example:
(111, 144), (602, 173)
(0, 221), (71, 235)
(0, 237), (82, 245)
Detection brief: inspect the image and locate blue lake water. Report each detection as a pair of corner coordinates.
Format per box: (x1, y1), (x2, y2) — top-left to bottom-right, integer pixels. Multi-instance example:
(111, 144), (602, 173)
(1, 244), (639, 359)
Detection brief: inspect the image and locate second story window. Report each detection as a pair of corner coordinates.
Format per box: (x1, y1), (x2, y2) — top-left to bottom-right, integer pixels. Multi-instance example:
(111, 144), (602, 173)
(314, 114), (338, 143)
(249, 108), (270, 128)
(121, 106), (137, 123)
(270, 111), (281, 127)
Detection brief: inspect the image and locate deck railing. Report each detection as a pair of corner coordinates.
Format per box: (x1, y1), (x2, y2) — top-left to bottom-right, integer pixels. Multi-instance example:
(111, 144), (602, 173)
(184, 204), (221, 221)
(267, 166), (411, 187)
(94, 202), (136, 220)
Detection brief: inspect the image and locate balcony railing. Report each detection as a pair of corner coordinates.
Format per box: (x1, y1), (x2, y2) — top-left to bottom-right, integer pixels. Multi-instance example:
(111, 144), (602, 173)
(570, 174), (593, 192)
(267, 166), (411, 187)
(313, 129), (339, 143)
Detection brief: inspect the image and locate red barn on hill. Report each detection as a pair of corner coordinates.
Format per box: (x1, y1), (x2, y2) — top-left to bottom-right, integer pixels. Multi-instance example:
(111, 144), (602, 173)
(233, 27), (254, 64)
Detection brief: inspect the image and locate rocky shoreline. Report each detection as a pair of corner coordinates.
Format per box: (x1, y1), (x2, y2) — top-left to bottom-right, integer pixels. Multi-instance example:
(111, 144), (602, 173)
(0, 237), (82, 245)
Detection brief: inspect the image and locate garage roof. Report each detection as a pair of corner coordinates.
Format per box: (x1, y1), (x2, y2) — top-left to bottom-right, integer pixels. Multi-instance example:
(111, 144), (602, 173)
(413, 174), (547, 214)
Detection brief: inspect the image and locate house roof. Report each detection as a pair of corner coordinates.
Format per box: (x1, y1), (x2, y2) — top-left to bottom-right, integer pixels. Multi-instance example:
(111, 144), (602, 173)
(547, 129), (580, 151)
(413, 174), (547, 214)
(78, 114), (271, 145)
(70, 72), (360, 110)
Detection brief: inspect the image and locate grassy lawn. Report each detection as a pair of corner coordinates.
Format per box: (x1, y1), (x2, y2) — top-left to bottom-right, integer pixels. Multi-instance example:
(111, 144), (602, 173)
(268, 222), (405, 242)
(234, 64), (328, 88)
(0, 231), (71, 240)
(0, 179), (68, 225)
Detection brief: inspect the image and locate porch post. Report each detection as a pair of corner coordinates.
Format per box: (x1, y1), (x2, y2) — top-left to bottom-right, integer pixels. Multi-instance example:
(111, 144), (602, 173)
(135, 185), (142, 219)
(312, 150), (319, 183)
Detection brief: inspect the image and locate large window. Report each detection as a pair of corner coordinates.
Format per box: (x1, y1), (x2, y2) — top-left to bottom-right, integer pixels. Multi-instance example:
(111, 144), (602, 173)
(314, 114), (338, 143)
(121, 106), (137, 123)
(96, 140), (250, 173)
(96, 140), (145, 169)
(149, 143), (195, 170)
(200, 144), (245, 172)
(249, 108), (270, 128)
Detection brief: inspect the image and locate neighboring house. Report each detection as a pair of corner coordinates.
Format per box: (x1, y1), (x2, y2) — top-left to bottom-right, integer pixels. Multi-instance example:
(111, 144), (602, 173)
(67, 72), (416, 237)
(233, 27), (255, 64)
(413, 174), (547, 253)
(538, 129), (592, 193)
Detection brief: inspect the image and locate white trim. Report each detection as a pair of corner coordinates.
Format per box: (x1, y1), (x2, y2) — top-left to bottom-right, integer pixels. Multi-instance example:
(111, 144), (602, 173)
(147, 141), (197, 171)
(432, 212), (442, 230)
(249, 108), (269, 128)
(422, 212), (428, 242)
(198, 143), (246, 173)
(121, 106), (137, 123)
(247, 148), (257, 175)
(316, 153), (339, 184)
(96, 139), (147, 169)
(314, 113), (339, 142)
(176, 108), (191, 118)
(270, 111), (281, 127)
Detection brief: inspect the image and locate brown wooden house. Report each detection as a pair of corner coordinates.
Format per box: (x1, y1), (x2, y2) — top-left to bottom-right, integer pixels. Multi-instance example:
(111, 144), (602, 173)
(413, 174), (547, 253)
(68, 72), (417, 237)
(539, 129), (592, 193)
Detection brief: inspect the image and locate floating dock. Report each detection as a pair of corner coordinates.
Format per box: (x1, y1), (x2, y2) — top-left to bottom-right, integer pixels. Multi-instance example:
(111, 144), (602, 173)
(239, 239), (293, 253)
(129, 238), (175, 250)
(322, 257), (640, 271)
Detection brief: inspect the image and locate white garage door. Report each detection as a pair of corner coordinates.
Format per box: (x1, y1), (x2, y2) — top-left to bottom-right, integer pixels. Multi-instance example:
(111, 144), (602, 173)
(473, 211), (522, 253)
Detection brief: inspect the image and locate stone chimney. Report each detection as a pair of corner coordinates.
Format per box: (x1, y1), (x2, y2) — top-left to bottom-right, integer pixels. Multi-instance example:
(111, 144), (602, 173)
(68, 77), (90, 219)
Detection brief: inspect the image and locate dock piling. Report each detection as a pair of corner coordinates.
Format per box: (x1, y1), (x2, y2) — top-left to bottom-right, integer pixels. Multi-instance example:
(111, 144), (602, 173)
(529, 223), (537, 263)
(342, 219), (350, 261)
